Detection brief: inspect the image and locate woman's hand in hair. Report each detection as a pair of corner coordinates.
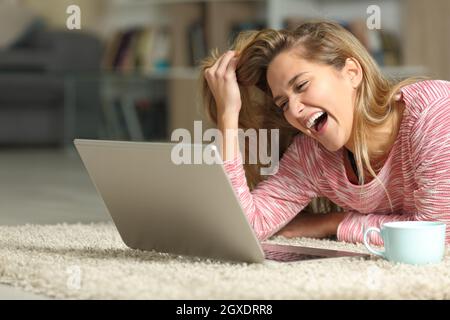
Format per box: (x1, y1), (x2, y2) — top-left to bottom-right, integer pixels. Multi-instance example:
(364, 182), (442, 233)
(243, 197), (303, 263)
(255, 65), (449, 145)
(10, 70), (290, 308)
(274, 211), (348, 239)
(204, 50), (241, 119)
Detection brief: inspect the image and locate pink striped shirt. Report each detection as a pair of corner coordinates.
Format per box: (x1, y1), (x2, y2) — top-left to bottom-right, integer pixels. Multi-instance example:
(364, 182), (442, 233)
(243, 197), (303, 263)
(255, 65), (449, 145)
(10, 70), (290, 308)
(223, 80), (450, 245)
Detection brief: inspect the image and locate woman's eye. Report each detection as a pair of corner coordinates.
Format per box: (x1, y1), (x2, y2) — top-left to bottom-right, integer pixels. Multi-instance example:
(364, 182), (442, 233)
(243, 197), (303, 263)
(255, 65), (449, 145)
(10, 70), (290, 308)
(295, 81), (308, 92)
(276, 81), (308, 113)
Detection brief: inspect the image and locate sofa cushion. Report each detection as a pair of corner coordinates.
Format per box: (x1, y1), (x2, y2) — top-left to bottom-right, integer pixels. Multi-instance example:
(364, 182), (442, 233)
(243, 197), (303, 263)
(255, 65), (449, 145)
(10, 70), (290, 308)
(0, 74), (63, 104)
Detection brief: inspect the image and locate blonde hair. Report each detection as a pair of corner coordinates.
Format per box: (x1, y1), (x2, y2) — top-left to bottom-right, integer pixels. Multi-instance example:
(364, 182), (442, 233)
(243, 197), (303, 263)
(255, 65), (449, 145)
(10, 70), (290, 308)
(201, 20), (422, 214)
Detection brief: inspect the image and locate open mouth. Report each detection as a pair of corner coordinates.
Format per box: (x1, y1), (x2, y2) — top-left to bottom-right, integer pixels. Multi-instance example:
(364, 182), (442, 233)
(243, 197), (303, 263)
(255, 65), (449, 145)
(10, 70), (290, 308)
(313, 112), (328, 133)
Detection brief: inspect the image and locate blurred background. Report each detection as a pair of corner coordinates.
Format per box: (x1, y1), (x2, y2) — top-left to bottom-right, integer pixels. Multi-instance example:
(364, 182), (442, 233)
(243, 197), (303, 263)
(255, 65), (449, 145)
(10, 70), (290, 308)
(0, 0), (449, 224)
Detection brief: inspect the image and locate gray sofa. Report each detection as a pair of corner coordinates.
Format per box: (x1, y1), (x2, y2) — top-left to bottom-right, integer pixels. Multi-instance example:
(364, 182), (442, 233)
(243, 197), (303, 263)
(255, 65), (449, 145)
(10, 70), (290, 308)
(0, 27), (102, 146)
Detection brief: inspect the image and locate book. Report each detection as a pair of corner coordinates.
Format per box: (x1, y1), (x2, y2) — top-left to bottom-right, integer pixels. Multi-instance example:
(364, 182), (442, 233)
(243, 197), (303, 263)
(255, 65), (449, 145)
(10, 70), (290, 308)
(379, 30), (401, 66)
(135, 27), (156, 73)
(151, 26), (171, 71)
(102, 26), (172, 73)
(187, 20), (207, 67)
(101, 31), (123, 70)
(113, 29), (135, 70)
(119, 29), (140, 73)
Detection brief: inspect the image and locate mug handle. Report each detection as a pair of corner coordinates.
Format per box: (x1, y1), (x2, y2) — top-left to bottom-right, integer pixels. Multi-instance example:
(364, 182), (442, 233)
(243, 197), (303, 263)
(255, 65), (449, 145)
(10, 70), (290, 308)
(363, 227), (385, 257)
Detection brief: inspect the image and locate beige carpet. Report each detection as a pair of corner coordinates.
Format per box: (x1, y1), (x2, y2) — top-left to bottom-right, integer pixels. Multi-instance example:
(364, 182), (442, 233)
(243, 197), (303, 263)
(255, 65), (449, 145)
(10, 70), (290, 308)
(0, 223), (449, 300)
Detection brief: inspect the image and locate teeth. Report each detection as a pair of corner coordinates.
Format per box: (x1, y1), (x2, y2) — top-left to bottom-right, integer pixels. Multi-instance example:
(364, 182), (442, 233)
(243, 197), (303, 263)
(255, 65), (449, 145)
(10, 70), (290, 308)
(307, 111), (325, 129)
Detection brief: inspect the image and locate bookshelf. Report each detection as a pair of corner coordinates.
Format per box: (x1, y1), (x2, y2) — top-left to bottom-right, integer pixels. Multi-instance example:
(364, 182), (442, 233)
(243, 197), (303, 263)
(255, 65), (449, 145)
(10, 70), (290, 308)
(98, 0), (427, 141)
(101, 0), (267, 139)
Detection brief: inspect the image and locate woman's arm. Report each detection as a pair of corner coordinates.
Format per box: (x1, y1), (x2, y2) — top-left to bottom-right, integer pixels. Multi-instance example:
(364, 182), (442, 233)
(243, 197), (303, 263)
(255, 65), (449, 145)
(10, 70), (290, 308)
(223, 139), (320, 241)
(204, 50), (241, 161)
(276, 211), (348, 239)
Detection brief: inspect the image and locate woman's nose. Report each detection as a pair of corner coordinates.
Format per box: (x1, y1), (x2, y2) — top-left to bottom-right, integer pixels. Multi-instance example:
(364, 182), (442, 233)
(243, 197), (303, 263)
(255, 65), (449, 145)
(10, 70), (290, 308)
(287, 98), (303, 115)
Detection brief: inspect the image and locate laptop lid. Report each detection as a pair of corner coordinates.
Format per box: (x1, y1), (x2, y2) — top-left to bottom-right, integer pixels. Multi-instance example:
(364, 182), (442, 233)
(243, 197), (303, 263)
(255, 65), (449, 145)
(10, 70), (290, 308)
(74, 139), (265, 263)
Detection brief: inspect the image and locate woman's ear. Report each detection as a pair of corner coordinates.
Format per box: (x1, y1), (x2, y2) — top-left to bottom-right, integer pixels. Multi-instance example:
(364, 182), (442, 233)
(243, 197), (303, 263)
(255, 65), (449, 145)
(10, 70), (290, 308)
(344, 57), (363, 89)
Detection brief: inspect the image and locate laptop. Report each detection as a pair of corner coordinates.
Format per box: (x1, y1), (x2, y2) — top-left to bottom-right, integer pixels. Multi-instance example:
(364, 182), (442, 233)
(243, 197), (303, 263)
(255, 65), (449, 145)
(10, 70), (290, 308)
(74, 139), (370, 263)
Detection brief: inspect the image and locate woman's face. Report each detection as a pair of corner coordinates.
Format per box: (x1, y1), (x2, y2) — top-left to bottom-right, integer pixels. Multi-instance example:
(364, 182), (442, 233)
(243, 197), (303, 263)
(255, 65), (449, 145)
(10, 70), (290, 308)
(267, 49), (360, 152)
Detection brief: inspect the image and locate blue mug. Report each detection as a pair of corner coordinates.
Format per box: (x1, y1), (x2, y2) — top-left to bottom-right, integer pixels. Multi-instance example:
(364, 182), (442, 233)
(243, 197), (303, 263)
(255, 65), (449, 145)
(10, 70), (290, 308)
(363, 221), (446, 265)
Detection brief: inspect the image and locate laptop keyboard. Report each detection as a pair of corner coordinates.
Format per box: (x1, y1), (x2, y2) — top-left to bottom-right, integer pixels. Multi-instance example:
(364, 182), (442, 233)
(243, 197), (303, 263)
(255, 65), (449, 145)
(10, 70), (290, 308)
(261, 243), (370, 262)
(263, 248), (325, 262)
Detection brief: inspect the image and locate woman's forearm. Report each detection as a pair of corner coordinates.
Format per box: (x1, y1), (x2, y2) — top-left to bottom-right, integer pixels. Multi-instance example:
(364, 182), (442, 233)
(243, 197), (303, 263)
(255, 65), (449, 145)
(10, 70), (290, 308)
(276, 211), (348, 239)
(218, 113), (240, 161)
(326, 211), (348, 236)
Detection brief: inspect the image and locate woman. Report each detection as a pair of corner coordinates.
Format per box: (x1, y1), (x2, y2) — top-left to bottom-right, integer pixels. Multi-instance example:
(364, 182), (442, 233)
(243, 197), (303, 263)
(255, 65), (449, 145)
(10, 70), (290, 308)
(202, 21), (450, 245)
